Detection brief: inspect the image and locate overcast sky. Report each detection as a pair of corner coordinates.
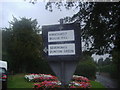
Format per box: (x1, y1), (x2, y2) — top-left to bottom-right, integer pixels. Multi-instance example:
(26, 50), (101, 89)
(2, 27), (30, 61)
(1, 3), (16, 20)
(0, 0), (79, 28)
(0, 0), (110, 61)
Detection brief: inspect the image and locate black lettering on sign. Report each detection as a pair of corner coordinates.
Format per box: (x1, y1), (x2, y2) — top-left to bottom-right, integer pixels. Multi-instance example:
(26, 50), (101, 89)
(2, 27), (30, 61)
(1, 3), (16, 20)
(50, 50), (62, 53)
(64, 50), (74, 53)
(49, 32), (67, 36)
(50, 46), (67, 49)
(61, 37), (67, 39)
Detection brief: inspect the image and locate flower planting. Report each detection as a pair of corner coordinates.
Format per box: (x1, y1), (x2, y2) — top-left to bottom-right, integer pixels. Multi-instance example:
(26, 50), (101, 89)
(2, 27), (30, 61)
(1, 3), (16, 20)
(72, 75), (90, 82)
(34, 81), (61, 88)
(69, 81), (91, 88)
(25, 74), (57, 82)
(24, 74), (92, 88)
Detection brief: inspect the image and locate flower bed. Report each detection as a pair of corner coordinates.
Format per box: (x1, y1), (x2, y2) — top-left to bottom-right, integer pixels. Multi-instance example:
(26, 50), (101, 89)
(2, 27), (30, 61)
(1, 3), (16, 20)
(34, 81), (91, 88)
(24, 74), (91, 88)
(34, 81), (61, 88)
(73, 75), (90, 82)
(25, 74), (57, 82)
(69, 81), (91, 88)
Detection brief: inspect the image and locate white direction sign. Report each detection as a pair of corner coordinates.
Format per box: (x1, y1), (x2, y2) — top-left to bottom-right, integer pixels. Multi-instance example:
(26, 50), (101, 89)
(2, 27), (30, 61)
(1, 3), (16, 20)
(48, 43), (75, 56)
(42, 23), (81, 86)
(48, 30), (75, 42)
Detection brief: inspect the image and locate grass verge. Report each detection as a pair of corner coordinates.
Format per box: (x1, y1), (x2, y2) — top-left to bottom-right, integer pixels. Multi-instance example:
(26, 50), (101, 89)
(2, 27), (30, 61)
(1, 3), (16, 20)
(8, 73), (34, 88)
(90, 81), (105, 88)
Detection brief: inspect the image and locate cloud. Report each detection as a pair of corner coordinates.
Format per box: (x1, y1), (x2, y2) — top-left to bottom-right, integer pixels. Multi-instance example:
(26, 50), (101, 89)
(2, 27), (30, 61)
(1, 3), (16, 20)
(0, 1), (78, 28)
(0, 0), (26, 3)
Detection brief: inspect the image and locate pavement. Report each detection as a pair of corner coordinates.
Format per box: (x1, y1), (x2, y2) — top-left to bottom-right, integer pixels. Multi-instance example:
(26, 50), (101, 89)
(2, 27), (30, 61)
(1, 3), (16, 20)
(95, 72), (118, 88)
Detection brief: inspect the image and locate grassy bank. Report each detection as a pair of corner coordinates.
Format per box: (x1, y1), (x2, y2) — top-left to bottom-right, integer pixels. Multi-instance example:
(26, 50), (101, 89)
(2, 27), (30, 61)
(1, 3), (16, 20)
(8, 74), (105, 88)
(8, 74), (34, 88)
(90, 81), (105, 88)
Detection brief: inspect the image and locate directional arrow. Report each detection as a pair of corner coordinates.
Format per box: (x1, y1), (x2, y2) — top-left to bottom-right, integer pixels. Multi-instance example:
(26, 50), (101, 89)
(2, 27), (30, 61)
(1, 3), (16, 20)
(43, 47), (48, 53)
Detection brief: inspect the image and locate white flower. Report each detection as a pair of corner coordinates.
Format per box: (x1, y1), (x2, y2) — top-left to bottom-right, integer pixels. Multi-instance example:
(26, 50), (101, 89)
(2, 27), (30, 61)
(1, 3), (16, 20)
(69, 81), (82, 86)
(24, 74), (55, 81)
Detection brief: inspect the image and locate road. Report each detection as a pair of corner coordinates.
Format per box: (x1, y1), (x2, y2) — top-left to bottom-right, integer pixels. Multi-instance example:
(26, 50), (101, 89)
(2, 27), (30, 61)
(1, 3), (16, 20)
(95, 72), (118, 88)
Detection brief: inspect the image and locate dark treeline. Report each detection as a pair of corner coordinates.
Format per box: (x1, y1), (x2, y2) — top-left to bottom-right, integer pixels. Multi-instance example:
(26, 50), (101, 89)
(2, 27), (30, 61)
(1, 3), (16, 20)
(2, 17), (54, 75)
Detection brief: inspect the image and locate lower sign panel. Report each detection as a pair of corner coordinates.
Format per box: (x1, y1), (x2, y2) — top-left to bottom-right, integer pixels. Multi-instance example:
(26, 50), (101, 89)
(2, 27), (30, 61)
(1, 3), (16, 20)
(48, 43), (75, 56)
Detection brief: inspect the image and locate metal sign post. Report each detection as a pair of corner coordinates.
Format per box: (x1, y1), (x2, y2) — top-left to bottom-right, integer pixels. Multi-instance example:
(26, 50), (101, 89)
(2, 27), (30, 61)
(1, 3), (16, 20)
(61, 61), (65, 87)
(42, 21), (81, 88)
(60, 19), (65, 87)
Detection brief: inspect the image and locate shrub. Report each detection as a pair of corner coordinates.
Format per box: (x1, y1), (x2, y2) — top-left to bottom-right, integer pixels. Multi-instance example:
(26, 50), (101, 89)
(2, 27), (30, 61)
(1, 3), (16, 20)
(99, 64), (118, 79)
(75, 56), (97, 79)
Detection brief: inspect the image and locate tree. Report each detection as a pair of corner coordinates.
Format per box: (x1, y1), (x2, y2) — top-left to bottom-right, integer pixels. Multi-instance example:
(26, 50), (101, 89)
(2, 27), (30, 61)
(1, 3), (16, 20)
(2, 28), (12, 60)
(3, 17), (42, 73)
(0, 30), (2, 59)
(75, 55), (97, 80)
(98, 58), (104, 66)
(104, 58), (112, 65)
(45, 2), (120, 54)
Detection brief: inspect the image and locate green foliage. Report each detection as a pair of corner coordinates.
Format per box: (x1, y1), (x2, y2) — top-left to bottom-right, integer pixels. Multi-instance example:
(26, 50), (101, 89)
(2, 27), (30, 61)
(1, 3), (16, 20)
(8, 74), (34, 88)
(2, 17), (43, 73)
(34, 59), (54, 75)
(90, 81), (105, 88)
(0, 30), (2, 59)
(98, 57), (112, 67)
(97, 56), (118, 79)
(112, 51), (120, 65)
(75, 55), (97, 80)
(2, 17), (57, 75)
(99, 65), (111, 73)
(99, 64), (118, 79)
(111, 51), (120, 83)
(103, 58), (112, 65)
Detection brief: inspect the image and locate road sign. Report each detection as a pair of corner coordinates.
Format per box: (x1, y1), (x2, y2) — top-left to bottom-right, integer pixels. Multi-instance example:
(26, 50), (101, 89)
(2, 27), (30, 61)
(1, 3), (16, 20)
(42, 23), (81, 87)
(48, 30), (75, 42)
(48, 43), (75, 56)
(42, 23), (81, 61)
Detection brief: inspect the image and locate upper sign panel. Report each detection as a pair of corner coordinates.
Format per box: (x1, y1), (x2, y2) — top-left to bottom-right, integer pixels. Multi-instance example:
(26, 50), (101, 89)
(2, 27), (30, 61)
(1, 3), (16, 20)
(48, 30), (74, 42)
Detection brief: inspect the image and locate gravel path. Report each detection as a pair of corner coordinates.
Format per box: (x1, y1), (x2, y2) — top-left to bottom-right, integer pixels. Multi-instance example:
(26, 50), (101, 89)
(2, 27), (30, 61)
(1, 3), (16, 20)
(95, 72), (118, 88)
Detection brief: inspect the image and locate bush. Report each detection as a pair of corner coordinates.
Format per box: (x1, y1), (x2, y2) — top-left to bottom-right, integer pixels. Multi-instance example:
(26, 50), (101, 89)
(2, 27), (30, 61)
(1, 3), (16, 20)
(99, 64), (118, 79)
(75, 56), (97, 80)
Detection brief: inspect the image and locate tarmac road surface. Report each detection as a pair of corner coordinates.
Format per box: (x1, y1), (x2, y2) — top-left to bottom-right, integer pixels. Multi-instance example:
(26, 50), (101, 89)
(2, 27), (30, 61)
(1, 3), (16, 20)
(95, 72), (118, 88)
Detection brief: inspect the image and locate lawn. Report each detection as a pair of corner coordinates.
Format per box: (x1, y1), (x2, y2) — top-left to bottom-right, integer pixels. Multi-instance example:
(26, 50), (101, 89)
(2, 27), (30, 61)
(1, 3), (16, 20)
(7, 74), (105, 88)
(90, 81), (105, 88)
(8, 74), (34, 88)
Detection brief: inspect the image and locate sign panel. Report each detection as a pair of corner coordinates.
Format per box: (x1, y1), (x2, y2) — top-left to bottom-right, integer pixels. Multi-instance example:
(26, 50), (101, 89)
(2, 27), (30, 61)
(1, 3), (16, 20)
(48, 43), (75, 56)
(48, 30), (74, 42)
(42, 23), (81, 61)
(42, 23), (81, 87)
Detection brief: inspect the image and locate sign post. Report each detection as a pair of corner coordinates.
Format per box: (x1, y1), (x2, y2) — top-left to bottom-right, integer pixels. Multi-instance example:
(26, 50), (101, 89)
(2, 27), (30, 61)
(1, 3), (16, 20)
(42, 21), (81, 87)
